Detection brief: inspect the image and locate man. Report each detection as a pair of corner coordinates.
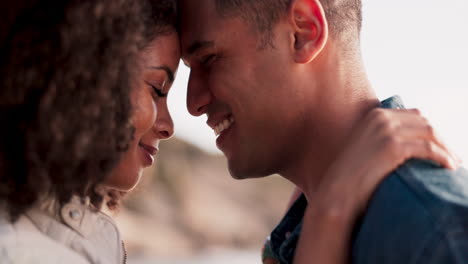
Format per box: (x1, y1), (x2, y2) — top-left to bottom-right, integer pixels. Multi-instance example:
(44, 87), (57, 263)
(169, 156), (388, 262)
(178, 0), (468, 263)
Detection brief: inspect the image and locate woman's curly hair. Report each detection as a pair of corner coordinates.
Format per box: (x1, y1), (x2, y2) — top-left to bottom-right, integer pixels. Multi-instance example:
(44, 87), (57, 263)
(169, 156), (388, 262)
(0, 0), (177, 221)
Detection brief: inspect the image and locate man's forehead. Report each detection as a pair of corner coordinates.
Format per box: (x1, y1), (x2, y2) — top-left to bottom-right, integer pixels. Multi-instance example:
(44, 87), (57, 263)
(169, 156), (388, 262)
(179, 0), (218, 29)
(178, 0), (258, 57)
(178, 0), (222, 54)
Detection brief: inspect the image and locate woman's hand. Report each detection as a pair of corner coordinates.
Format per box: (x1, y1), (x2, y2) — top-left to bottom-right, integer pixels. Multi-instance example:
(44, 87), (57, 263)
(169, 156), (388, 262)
(316, 108), (459, 217)
(293, 108), (460, 264)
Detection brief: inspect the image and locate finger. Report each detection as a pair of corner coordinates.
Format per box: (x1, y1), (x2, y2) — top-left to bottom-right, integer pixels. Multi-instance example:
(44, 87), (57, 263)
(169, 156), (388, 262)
(369, 108), (429, 137)
(378, 108), (424, 118)
(370, 108), (459, 167)
(362, 108), (425, 138)
(448, 147), (462, 167)
(383, 108), (456, 164)
(403, 140), (457, 170)
(396, 122), (459, 168)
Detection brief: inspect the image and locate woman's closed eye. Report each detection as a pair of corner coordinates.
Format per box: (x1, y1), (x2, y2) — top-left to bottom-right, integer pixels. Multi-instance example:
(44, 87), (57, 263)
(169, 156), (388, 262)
(145, 81), (168, 98)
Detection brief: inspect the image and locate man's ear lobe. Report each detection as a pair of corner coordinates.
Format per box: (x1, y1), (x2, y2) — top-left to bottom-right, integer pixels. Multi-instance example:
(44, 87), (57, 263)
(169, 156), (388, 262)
(291, 0), (328, 64)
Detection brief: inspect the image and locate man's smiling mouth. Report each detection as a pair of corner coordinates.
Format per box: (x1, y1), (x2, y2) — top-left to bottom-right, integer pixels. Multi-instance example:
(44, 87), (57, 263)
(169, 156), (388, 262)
(214, 116), (235, 136)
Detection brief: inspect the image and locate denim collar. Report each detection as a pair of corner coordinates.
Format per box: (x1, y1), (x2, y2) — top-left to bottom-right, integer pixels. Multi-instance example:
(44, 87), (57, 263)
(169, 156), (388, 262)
(380, 95), (404, 109)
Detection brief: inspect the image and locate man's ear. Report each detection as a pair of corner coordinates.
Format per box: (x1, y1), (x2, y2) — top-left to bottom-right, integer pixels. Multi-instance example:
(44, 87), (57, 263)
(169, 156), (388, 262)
(290, 0), (328, 64)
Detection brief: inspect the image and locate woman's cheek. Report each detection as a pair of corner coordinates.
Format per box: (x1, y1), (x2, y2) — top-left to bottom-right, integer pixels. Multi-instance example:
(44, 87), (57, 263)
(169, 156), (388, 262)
(132, 90), (158, 137)
(141, 96), (158, 133)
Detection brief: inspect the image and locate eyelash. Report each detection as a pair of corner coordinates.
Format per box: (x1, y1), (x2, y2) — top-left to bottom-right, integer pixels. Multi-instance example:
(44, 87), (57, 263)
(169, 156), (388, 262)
(147, 82), (167, 98)
(201, 54), (217, 66)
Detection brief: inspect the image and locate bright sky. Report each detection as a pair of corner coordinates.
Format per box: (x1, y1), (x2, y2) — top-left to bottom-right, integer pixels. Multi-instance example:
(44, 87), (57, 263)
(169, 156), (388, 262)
(167, 0), (468, 163)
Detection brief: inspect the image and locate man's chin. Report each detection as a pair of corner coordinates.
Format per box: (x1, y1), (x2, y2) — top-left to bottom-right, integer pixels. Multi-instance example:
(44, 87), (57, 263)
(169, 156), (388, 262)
(227, 162), (268, 180)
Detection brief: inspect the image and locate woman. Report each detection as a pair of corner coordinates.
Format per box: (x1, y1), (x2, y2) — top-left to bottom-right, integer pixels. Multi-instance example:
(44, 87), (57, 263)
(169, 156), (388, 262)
(0, 1), (458, 264)
(0, 0), (177, 263)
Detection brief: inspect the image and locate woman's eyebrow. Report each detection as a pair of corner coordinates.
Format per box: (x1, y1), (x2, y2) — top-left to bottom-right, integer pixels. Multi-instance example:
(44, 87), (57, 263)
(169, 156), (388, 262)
(148, 66), (174, 83)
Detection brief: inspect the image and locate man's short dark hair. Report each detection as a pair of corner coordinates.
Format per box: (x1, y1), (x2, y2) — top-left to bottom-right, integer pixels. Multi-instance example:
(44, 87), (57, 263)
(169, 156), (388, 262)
(215, 0), (362, 47)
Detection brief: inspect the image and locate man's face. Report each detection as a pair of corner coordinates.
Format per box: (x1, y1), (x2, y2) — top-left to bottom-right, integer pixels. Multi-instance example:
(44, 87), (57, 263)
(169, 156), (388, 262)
(180, 0), (312, 179)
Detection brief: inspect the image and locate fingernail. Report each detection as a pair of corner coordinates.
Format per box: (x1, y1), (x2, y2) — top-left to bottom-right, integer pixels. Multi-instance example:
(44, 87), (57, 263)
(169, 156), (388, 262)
(451, 159), (459, 170)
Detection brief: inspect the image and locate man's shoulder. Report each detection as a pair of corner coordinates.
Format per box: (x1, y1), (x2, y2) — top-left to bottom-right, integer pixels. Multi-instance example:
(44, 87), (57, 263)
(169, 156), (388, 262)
(352, 160), (468, 263)
(380, 159), (468, 223)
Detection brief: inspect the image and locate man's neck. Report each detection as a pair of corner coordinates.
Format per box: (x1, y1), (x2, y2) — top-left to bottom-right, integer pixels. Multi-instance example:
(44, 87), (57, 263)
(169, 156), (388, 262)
(279, 46), (380, 200)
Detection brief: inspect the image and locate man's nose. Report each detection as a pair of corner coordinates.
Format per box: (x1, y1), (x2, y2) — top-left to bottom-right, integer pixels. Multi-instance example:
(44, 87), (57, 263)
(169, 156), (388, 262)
(186, 69), (212, 116)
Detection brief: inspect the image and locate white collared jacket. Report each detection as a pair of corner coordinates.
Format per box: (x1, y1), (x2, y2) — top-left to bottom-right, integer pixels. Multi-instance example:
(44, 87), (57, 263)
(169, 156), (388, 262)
(0, 197), (125, 264)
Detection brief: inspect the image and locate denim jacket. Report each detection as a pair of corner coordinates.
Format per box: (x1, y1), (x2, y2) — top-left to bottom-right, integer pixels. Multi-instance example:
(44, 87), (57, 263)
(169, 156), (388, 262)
(263, 96), (468, 264)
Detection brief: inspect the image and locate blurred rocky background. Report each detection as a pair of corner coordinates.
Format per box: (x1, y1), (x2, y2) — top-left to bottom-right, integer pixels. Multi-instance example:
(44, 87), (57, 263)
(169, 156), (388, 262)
(114, 137), (294, 262)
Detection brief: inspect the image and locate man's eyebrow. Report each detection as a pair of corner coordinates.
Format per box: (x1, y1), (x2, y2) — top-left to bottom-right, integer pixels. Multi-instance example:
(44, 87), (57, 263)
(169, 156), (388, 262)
(148, 66), (174, 83)
(186, 40), (214, 56)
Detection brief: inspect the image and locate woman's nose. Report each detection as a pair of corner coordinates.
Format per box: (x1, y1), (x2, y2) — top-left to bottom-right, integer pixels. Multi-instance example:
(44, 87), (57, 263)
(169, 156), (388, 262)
(155, 102), (174, 140)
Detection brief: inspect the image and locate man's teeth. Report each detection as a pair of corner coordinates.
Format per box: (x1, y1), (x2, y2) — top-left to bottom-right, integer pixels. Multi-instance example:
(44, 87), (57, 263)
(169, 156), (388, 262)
(214, 117), (234, 136)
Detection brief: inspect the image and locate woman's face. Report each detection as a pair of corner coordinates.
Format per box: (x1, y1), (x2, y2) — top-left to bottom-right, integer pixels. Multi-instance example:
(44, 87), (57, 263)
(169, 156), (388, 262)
(105, 32), (180, 191)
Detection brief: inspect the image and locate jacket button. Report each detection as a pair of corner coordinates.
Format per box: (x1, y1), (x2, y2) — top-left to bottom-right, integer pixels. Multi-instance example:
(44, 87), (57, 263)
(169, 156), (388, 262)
(69, 210), (82, 220)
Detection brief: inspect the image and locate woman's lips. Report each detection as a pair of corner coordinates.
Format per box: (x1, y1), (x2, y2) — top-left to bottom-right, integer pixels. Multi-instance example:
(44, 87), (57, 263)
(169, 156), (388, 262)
(139, 143), (158, 166)
(140, 143), (158, 155)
